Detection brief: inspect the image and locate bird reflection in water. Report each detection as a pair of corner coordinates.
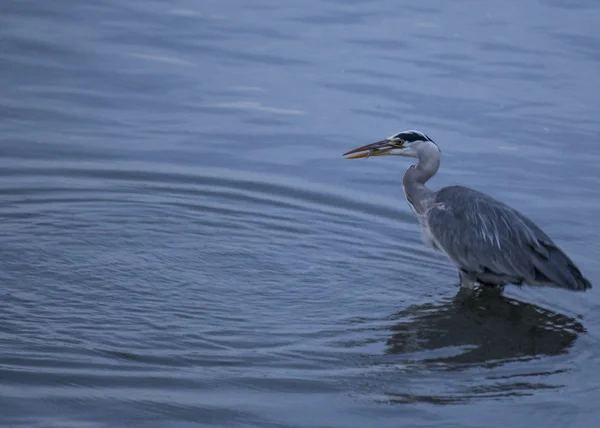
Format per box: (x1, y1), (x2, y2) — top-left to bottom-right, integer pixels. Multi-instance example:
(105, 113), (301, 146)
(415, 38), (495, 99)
(374, 289), (586, 404)
(386, 288), (585, 368)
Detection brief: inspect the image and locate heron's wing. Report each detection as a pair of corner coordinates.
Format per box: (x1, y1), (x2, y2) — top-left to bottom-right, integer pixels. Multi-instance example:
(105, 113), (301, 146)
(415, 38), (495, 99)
(426, 186), (590, 290)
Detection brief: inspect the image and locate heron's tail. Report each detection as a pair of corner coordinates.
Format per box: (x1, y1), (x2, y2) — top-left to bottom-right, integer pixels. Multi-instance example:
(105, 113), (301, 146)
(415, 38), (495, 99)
(533, 244), (592, 291)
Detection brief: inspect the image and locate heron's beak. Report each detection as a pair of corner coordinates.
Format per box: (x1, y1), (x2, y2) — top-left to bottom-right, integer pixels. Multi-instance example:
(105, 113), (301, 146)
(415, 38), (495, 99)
(343, 139), (398, 160)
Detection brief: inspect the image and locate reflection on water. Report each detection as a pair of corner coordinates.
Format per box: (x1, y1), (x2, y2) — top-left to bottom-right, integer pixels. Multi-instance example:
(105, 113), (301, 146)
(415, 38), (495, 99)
(386, 288), (585, 368)
(374, 289), (585, 404)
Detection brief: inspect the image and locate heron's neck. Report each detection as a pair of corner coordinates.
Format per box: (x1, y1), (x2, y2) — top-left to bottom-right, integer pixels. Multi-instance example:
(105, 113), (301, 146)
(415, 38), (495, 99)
(402, 143), (440, 214)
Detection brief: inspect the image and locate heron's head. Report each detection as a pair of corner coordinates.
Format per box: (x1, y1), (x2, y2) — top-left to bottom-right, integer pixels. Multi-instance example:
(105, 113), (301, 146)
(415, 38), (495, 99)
(343, 130), (436, 160)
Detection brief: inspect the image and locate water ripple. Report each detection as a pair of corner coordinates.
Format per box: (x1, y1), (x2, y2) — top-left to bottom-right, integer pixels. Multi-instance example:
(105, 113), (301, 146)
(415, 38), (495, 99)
(2, 0), (600, 426)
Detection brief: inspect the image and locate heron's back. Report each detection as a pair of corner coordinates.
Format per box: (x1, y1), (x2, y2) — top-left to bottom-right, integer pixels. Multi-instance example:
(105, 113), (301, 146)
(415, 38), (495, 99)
(425, 186), (591, 291)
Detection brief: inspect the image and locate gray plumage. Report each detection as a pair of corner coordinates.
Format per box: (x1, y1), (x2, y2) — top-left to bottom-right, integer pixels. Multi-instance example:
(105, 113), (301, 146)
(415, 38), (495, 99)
(344, 129), (592, 291)
(426, 186), (591, 290)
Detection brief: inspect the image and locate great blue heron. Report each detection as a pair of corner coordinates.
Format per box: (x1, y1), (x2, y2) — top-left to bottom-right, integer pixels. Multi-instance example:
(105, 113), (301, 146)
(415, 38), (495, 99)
(343, 130), (592, 292)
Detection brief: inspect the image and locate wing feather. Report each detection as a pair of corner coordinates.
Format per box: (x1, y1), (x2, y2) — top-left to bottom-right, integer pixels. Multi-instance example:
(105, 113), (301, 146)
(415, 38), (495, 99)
(426, 186), (591, 290)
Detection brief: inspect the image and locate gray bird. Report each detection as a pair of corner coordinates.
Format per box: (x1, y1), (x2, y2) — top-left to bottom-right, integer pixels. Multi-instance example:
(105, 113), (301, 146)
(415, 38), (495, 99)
(343, 130), (591, 292)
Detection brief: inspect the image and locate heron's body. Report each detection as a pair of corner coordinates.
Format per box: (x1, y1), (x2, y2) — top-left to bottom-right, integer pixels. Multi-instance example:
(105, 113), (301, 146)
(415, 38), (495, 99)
(344, 130), (591, 292)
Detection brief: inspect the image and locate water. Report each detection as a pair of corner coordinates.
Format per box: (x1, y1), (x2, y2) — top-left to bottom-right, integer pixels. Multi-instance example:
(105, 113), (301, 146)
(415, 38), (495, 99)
(1, 0), (600, 426)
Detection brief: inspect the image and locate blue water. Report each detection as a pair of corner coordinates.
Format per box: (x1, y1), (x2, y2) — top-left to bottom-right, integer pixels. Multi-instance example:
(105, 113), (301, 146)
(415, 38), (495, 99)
(1, 1), (600, 427)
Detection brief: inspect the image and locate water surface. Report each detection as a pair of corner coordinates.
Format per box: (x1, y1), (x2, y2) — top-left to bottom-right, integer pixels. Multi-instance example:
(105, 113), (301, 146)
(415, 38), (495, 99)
(1, 0), (600, 427)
